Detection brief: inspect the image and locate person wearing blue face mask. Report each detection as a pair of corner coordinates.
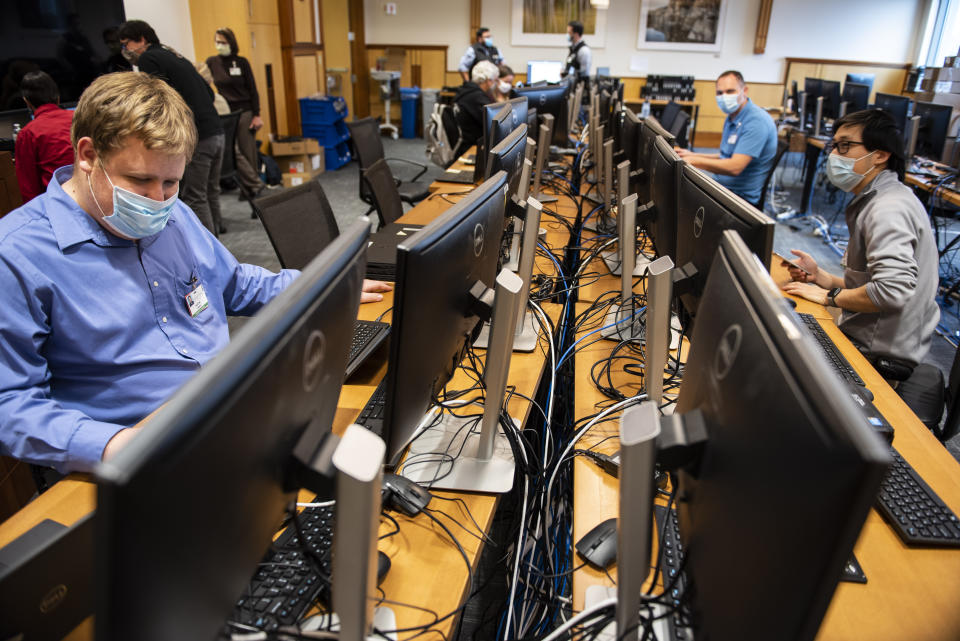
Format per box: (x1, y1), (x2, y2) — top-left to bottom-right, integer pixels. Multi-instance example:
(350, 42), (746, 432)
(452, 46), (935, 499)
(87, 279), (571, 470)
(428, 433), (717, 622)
(458, 27), (504, 83)
(675, 70), (777, 206)
(562, 21), (591, 84)
(0, 72), (392, 474)
(782, 109), (939, 380)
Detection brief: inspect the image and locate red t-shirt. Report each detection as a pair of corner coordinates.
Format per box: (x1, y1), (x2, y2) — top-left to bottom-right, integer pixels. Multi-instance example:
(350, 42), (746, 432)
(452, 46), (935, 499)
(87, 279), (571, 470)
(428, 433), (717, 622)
(14, 104), (75, 202)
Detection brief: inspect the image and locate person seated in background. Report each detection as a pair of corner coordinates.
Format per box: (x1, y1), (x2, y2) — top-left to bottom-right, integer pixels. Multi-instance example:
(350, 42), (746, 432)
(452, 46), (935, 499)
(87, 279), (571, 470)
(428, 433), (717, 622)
(458, 27), (503, 83)
(0, 72), (390, 474)
(675, 70), (777, 207)
(782, 109), (939, 381)
(14, 71), (75, 202)
(496, 64), (516, 101)
(453, 60), (499, 159)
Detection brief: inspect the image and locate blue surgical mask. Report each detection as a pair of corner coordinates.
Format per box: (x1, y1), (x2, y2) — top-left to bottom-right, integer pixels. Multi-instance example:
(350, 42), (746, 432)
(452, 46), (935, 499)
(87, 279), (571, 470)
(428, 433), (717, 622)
(567, 35), (573, 45)
(89, 165), (178, 239)
(825, 150), (875, 192)
(716, 92), (741, 114)
(483, 37), (493, 48)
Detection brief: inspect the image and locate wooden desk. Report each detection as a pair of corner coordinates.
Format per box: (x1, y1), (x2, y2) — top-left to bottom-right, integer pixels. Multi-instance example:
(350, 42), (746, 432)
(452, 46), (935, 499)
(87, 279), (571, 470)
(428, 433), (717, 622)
(571, 260), (960, 640)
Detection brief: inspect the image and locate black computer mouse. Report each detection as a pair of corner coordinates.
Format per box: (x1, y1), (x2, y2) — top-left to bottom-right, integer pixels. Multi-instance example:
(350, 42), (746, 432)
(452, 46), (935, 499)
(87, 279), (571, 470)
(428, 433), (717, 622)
(850, 385), (874, 402)
(575, 518), (618, 569)
(382, 473), (432, 517)
(377, 551), (391, 584)
(784, 297), (797, 309)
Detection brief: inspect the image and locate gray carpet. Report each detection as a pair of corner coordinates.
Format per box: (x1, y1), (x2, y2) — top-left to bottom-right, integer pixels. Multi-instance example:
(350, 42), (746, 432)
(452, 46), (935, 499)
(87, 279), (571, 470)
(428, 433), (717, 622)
(217, 136), (960, 460)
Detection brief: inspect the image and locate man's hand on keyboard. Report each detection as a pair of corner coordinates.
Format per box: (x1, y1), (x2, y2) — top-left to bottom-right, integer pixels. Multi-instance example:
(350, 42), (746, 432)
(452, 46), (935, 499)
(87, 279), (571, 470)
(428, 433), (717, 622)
(361, 279), (393, 303)
(781, 281), (829, 306)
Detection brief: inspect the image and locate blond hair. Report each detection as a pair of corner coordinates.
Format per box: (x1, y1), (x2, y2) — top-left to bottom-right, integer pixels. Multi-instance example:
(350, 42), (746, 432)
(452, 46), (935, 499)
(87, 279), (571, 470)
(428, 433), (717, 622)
(71, 72), (197, 160)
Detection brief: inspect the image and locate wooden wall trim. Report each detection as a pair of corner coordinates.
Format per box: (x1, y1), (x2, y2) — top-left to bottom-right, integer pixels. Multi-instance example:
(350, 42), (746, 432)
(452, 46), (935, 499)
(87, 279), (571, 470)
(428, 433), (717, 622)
(350, 0), (370, 118)
(278, 0), (301, 134)
(366, 43), (450, 50)
(754, 0), (773, 54)
(470, 0), (482, 44)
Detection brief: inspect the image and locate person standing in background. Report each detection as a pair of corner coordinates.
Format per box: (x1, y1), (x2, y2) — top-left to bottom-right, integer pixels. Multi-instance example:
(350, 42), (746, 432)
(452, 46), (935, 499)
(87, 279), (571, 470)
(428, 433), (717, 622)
(206, 27), (269, 197)
(562, 21), (591, 84)
(14, 71), (75, 202)
(118, 19), (225, 238)
(458, 28), (504, 83)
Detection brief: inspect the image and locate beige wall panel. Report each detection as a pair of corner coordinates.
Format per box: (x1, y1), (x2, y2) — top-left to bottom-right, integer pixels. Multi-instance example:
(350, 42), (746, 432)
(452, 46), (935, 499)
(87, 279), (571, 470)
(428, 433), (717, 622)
(295, 54), (322, 98)
(294, 0), (314, 43)
(249, 23), (288, 140)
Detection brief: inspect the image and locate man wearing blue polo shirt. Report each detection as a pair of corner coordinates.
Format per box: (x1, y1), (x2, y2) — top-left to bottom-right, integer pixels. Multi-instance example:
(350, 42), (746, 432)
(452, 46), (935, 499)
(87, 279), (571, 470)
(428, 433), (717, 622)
(676, 70), (777, 206)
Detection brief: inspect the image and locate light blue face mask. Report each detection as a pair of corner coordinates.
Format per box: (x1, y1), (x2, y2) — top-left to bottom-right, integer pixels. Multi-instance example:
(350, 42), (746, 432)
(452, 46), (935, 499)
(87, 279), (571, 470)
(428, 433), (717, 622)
(88, 165), (178, 239)
(483, 37), (494, 48)
(825, 150), (875, 192)
(716, 92), (741, 114)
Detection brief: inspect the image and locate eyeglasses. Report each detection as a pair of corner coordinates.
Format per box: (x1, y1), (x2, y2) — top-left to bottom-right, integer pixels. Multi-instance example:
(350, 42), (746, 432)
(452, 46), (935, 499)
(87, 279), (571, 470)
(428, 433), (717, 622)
(825, 140), (865, 155)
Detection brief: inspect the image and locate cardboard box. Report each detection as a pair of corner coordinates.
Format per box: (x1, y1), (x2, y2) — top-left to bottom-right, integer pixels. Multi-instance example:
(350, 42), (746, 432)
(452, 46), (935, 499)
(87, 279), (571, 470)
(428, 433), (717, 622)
(270, 136), (321, 157)
(281, 173), (311, 188)
(276, 152), (325, 176)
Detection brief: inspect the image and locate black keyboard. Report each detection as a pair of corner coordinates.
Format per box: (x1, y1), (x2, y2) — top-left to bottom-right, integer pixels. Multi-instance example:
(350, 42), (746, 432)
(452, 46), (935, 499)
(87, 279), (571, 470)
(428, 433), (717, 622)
(796, 313), (866, 387)
(228, 503), (336, 633)
(346, 321), (390, 379)
(875, 448), (960, 547)
(653, 505), (693, 640)
(355, 379), (387, 437)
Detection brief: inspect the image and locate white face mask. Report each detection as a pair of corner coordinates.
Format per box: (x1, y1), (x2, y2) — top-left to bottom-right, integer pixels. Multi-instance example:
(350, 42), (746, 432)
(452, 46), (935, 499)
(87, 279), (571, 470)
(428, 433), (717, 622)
(498, 81), (511, 95)
(716, 92), (741, 114)
(215, 42), (231, 57)
(89, 164), (178, 239)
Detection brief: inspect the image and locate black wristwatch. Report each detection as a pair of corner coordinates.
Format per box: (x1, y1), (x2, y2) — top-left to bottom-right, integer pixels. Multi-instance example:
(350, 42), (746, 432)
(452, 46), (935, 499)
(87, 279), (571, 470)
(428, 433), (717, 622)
(826, 287), (842, 307)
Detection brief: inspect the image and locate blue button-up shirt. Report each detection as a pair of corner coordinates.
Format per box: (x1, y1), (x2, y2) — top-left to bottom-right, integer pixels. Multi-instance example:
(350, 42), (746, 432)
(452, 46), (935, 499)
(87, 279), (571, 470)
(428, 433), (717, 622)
(713, 98), (778, 205)
(0, 166), (298, 472)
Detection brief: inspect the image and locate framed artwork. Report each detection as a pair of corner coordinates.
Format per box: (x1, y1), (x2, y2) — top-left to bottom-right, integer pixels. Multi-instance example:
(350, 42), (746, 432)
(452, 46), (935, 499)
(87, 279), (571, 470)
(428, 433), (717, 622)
(511, 0), (607, 48)
(637, 0), (727, 52)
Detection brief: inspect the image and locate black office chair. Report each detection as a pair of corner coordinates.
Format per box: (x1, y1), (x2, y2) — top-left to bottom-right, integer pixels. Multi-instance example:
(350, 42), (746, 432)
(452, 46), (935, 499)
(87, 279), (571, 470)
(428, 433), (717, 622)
(362, 158), (406, 228)
(250, 177), (340, 270)
(668, 109), (691, 148)
(347, 117), (430, 209)
(659, 101), (682, 132)
(219, 111), (257, 219)
(757, 139), (790, 212)
(897, 343), (960, 443)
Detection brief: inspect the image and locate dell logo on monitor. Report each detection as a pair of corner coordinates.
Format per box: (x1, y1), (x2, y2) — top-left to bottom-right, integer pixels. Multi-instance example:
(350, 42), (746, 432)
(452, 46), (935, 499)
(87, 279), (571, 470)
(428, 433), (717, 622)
(539, 94), (546, 107)
(302, 330), (326, 392)
(39, 584), (68, 614)
(473, 223), (485, 256)
(714, 325), (742, 381)
(693, 206), (705, 238)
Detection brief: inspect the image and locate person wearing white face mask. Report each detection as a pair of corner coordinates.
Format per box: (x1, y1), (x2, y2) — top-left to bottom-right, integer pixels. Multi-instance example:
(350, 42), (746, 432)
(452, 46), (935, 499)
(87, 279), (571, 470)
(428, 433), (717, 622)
(458, 27), (504, 83)
(495, 65), (516, 101)
(0, 72), (392, 474)
(675, 70), (777, 206)
(782, 109), (939, 379)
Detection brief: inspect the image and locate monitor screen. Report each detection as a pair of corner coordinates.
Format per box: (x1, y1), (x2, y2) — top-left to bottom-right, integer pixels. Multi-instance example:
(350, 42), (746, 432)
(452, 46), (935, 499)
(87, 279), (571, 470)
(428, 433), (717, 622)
(841, 82), (870, 113)
(845, 73), (875, 97)
(380, 172), (509, 464)
(647, 136), (681, 261)
(635, 115), (674, 204)
(874, 93), (911, 133)
(674, 164), (774, 317)
(515, 84), (570, 146)
(486, 123), (528, 203)
(620, 108), (642, 170)
(820, 80), (841, 120)
(913, 101), (953, 160)
(527, 60), (563, 84)
(673, 230), (889, 641)
(94, 220), (370, 641)
(803, 78), (822, 125)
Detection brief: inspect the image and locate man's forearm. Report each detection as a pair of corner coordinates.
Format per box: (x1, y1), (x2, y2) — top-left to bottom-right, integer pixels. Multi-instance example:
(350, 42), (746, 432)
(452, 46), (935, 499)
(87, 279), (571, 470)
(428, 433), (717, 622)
(815, 269), (844, 290)
(685, 155), (740, 176)
(834, 284), (880, 313)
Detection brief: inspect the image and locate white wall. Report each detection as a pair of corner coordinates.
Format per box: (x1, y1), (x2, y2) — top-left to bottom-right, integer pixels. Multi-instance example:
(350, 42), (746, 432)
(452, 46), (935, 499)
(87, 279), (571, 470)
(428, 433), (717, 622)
(123, 0), (196, 62)
(364, 0), (471, 69)
(382, 0), (926, 82)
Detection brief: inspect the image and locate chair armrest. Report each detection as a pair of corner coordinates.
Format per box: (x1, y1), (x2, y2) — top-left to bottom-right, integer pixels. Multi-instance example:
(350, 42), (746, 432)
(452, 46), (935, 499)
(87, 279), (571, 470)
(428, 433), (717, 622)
(385, 157), (428, 182)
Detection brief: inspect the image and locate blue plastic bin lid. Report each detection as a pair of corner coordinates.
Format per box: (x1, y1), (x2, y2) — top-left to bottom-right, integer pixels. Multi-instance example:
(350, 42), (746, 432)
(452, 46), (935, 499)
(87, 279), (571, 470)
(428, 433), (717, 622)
(400, 87), (421, 99)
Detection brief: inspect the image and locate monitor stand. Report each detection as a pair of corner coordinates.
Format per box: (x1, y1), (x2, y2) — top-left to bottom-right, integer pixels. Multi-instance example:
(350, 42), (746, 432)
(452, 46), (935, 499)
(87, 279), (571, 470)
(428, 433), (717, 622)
(403, 269), (522, 493)
(601, 195), (645, 341)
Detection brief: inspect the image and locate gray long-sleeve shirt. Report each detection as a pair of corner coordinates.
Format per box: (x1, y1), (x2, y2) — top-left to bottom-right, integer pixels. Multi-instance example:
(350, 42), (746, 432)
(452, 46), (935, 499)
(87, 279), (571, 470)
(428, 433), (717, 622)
(838, 170), (939, 367)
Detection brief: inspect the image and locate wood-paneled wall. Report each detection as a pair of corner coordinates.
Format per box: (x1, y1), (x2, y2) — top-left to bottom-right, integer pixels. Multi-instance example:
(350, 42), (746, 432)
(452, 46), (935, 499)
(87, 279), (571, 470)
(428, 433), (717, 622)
(367, 46), (448, 121)
(188, 0), (290, 142)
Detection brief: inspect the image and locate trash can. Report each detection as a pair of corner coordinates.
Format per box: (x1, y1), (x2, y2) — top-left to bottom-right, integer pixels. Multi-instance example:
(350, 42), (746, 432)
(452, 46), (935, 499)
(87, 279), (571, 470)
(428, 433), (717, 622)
(421, 88), (439, 135)
(400, 87), (420, 139)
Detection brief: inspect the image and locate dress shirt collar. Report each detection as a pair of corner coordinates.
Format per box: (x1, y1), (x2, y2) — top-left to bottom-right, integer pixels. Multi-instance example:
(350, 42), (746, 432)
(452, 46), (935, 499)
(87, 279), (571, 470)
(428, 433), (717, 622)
(31, 103), (61, 119)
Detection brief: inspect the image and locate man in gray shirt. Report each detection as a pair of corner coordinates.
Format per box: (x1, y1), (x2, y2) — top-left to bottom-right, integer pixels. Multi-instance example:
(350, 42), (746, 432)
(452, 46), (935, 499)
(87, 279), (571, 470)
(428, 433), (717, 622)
(782, 109), (939, 374)
(562, 21), (591, 83)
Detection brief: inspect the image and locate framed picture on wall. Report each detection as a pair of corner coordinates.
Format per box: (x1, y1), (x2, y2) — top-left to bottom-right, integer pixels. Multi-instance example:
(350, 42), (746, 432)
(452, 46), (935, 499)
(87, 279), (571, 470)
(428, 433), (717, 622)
(511, 0), (607, 48)
(637, 0), (727, 52)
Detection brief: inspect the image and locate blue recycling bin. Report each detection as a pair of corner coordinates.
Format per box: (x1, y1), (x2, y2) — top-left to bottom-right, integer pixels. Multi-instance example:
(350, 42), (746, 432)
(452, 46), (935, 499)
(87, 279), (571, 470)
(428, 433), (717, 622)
(400, 87), (420, 139)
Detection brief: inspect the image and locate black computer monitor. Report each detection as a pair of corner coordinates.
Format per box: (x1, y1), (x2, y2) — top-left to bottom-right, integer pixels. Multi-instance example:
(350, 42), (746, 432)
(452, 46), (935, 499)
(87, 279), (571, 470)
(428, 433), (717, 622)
(645, 136), (682, 261)
(598, 88), (613, 131)
(874, 93), (911, 133)
(671, 230), (889, 641)
(477, 102), (514, 181)
(846, 72), (875, 97)
(380, 172), (509, 464)
(620, 108), (642, 169)
(674, 164), (774, 317)
(841, 82), (870, 113)
(486, 123), (528, 203)
(94, 220), (370, 641)
(507, 96), (528, 132)
(527, 107), (538, 133)
(636, 116), (675, 204)
(803, 77), (822, 125)
(913, 101), (953, 160)
(820, 80), (841, 120)
(515, 84), (570, 146)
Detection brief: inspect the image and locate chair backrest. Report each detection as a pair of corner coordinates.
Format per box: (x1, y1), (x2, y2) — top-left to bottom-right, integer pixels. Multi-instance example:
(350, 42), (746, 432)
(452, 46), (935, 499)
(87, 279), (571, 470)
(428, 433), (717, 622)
(251, 178), (340, 270)
(659, 101), (682, 131)
(943, 343), (960, 442)
(347, 117), (388, 204)
(219, 111), (242, 181)
(757, 139), (790, 212)
(363, 158), (404, 227)
(668, 109), (691, 148)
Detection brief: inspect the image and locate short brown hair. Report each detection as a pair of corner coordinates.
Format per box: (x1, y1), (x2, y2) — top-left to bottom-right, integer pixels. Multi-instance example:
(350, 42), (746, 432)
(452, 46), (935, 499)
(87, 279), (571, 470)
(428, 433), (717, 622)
(71, 72), (197, 160)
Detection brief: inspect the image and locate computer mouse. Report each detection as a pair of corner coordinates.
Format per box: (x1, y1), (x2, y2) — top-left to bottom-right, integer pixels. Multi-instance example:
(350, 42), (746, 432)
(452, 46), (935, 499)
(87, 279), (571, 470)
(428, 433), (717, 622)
(784, 297), (797, 309)
(575, 518), (618, 569)
(382, 473), (432, 517)
(377, 551), (391, 583)
(850, 385), (874, 402)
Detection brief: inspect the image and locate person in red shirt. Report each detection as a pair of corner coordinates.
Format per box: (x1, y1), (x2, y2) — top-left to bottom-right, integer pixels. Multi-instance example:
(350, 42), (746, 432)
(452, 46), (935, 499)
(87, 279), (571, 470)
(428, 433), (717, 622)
(14, 72), (75, 202)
